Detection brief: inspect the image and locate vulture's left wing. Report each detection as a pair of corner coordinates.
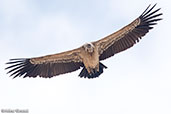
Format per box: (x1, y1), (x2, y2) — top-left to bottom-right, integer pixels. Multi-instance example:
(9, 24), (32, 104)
(6, 48), (83, 78)
(93, 4), (162, 60)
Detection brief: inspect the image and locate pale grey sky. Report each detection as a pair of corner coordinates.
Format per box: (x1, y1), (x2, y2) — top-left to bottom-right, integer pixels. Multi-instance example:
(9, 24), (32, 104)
(0, 0), (171, 114)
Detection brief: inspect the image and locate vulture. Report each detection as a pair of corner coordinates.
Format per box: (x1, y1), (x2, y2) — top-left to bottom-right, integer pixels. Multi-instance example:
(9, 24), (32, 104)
(6, 4), (162, 79)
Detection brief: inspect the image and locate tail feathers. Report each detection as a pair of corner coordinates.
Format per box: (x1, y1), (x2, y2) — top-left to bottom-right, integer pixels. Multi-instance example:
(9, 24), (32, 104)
(100, 62), (107, 69)
(79, 62), (107, 79)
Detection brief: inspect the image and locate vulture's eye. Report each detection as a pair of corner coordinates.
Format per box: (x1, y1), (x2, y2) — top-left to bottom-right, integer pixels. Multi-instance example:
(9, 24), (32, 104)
(87, 44), (91, 48)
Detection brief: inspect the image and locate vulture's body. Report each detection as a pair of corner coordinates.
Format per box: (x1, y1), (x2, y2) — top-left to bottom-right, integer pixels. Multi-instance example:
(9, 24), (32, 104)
(6, 4), (162, 79)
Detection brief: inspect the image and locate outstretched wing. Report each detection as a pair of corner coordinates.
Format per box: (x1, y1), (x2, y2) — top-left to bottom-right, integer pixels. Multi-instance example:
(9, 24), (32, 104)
(6, 48), (83, 78)
(93, 4), (162, 60)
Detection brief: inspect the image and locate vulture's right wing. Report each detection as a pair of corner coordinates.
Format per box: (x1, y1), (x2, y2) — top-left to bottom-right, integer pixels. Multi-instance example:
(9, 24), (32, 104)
(6, 47), (83, 78)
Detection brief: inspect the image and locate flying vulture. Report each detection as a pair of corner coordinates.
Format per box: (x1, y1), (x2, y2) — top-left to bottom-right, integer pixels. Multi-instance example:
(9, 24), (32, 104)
(6, 4), (162, 79)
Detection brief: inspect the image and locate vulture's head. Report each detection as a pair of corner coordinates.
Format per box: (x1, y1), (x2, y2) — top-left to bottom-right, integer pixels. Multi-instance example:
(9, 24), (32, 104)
(83, 43), (95, 53)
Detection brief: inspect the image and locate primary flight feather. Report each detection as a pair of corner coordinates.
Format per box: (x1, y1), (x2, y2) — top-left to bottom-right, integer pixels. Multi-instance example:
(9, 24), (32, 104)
(6, 4), (162, 79)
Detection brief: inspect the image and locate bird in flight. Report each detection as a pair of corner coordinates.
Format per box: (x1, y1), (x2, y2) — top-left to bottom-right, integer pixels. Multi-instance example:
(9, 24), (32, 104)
(6, 4), (162, 79)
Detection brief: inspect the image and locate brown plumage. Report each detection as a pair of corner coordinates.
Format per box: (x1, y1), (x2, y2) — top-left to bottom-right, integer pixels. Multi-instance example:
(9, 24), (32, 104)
(6, 4), (162, 79)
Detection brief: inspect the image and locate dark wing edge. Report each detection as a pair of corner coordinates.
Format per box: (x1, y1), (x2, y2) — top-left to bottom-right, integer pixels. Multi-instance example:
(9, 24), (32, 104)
(95, 4), (162, 61)
(5, 49), (83, 78)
